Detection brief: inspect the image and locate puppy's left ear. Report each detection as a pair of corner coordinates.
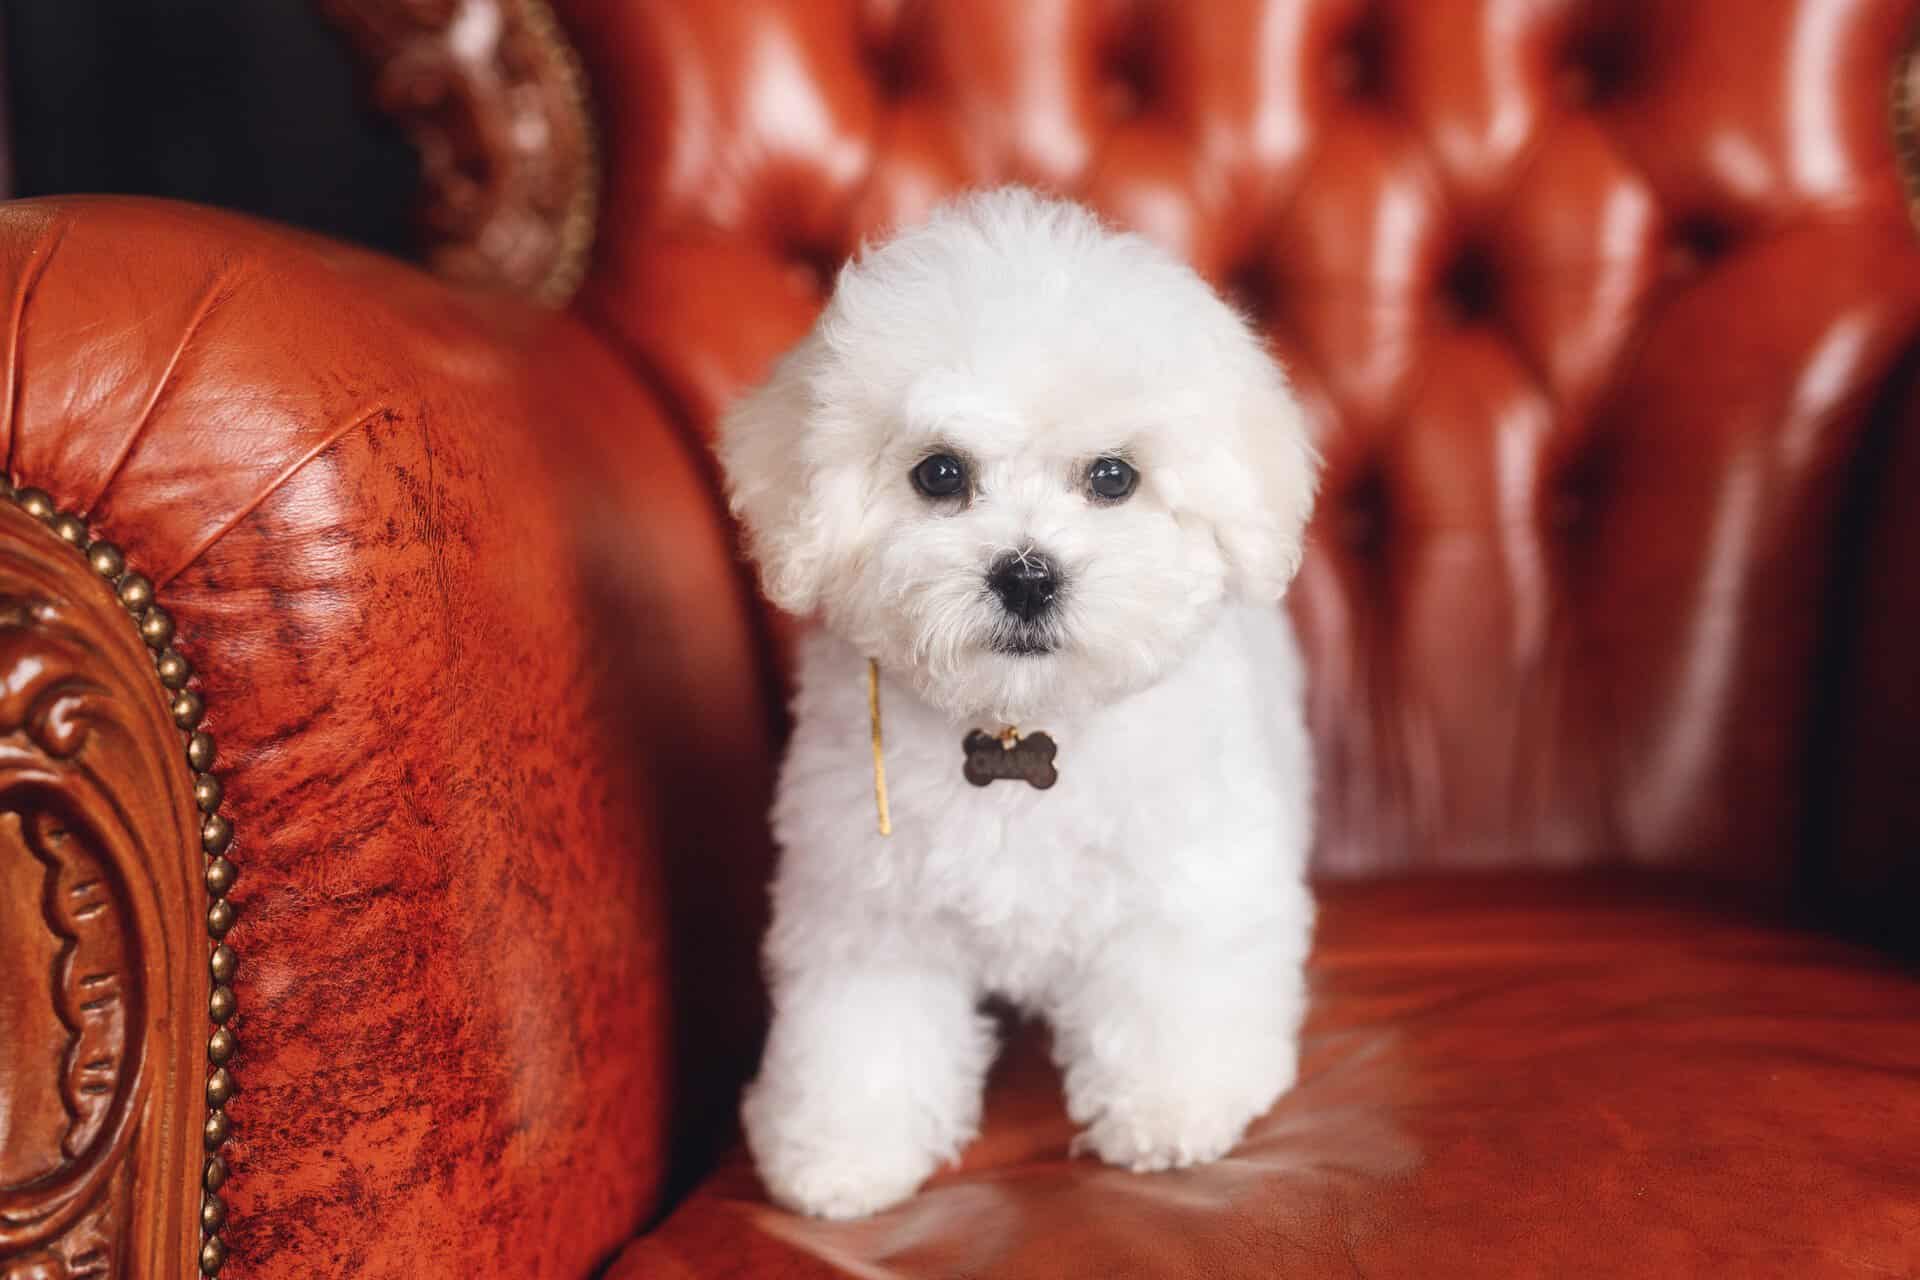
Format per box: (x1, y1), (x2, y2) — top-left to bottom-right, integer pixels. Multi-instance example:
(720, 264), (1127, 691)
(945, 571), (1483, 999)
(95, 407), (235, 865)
(1215, 361), (1321, 602)
(716, 335), (854, 617)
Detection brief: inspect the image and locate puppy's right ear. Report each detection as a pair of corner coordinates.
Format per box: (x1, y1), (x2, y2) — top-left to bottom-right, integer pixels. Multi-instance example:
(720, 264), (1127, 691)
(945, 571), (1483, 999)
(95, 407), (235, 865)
(716, 335), (843, 617)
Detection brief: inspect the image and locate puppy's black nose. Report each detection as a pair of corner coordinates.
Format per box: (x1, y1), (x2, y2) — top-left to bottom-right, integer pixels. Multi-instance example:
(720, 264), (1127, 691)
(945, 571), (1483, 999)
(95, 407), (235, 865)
(987, 551), (1059, 622)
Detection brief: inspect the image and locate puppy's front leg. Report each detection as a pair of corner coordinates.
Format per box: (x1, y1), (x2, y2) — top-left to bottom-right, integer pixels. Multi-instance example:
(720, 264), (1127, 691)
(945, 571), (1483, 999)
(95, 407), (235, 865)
(1052, 926), (1307, 1173)
(742, 956), (997, 1219)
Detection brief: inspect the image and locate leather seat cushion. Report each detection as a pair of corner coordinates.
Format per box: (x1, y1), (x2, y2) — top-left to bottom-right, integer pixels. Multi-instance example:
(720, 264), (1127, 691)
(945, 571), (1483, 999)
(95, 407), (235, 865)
(610, 874), (1920, 1278)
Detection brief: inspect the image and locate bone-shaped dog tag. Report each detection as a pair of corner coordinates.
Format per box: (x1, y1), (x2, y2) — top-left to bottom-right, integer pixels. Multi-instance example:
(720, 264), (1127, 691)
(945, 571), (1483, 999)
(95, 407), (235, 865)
(962, 729), (1058, 789)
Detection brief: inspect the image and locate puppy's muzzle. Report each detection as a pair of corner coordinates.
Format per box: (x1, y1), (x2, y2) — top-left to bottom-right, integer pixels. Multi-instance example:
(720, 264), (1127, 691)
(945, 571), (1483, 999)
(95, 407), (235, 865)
(988, 551), (1060, 623)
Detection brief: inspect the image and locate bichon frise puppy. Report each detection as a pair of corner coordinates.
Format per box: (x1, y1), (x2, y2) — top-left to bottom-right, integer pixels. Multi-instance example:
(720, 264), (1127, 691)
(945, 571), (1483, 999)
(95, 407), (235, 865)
(719, 187), (1320, 1220)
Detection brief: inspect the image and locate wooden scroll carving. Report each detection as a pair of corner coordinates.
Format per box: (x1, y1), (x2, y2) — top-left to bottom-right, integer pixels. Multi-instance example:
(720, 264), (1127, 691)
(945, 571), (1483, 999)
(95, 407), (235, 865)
(0, 501), (207, 1278)
(318, 0), (600, 306)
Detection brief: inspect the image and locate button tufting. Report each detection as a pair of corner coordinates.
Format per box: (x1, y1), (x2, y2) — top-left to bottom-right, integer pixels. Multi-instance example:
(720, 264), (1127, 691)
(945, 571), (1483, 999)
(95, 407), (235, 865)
(1548, 437), (1619, 545)
(1665, 215), (1734, 278)
(1330, 9), (1390, 102)
(862, 31), (913, 99)
(1440, 242), (1501, 325)
(1546, 488), (1586, 537)
(1560, 22), (1638, 109)
(858, 0), (919, 99)
(1101, 19), (1156, 122)
(1225, 261), (1279, 328)
(781, 244), (841, 300)
(1338, 465), (1391, 558)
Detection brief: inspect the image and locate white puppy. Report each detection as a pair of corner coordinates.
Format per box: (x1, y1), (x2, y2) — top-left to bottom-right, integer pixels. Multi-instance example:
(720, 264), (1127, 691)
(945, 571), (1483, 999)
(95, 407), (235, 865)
(719, 188), (1320, 1220)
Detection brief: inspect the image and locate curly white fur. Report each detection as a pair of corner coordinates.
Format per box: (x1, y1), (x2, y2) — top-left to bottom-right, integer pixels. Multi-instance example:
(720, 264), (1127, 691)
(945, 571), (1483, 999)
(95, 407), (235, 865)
(719, 188), (1321, 1219)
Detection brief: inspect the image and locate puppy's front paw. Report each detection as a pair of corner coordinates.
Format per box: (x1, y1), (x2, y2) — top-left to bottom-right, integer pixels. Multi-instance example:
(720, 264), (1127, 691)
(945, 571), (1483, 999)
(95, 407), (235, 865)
(743, 1093), (941, 1218)
(756, 1148), (935, 1220)
(1072, 1084), (1264, 1173)
(741, 961), (997, 1217)
(1066, 1036), (1299, 1174)
(1055, 931), (1309, 1176)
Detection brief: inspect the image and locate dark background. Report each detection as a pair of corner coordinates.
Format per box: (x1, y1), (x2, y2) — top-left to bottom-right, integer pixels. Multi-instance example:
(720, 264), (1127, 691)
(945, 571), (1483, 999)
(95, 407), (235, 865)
(1, 0), (416, 254)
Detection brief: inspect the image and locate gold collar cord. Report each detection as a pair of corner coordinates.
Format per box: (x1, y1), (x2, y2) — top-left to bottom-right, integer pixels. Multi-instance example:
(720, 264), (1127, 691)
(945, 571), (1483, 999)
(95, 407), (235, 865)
(868, 657), (892, 836)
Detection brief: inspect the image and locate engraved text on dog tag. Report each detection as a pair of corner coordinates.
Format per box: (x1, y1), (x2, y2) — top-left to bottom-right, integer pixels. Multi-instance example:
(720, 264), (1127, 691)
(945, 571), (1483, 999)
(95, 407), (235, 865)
(963, 729), (1058, 789)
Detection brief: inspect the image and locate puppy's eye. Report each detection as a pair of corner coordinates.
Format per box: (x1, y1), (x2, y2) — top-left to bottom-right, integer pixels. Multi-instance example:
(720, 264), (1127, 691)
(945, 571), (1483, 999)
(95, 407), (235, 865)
(911, 453), (968, 499)
(1087, 457), (1138, 502)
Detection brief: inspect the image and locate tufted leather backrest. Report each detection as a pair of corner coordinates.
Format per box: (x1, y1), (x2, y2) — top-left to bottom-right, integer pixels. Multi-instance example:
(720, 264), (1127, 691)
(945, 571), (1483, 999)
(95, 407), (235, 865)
(559, 0), (1920, 889)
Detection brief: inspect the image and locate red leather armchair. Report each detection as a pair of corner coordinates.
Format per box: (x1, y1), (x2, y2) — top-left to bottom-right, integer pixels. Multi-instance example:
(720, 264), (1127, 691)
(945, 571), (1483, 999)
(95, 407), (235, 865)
(2, 2), (1917, 1277)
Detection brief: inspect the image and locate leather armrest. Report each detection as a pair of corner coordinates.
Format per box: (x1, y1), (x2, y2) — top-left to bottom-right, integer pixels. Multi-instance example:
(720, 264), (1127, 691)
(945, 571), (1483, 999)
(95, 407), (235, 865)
(0, 196), (777, 1278)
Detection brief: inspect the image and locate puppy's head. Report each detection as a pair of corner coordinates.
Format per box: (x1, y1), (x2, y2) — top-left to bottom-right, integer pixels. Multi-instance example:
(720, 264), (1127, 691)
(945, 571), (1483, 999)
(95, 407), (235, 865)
(720, 188), (1318, 724)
